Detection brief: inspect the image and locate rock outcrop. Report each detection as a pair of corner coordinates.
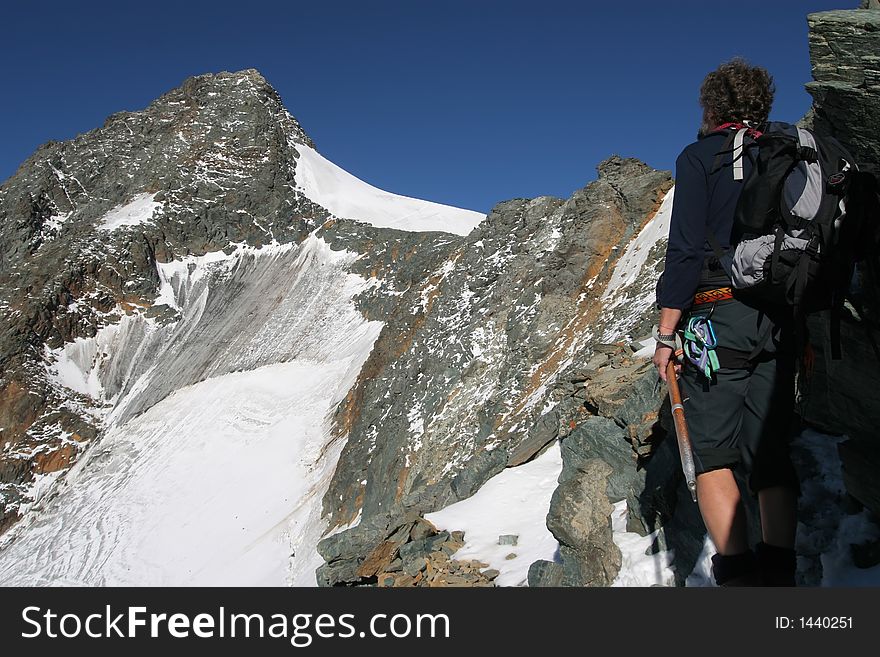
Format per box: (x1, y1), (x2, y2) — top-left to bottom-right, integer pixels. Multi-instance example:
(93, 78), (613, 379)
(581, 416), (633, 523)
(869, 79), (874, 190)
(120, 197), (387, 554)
(806, 7), (880, 173)
(802, 6), (880, 518)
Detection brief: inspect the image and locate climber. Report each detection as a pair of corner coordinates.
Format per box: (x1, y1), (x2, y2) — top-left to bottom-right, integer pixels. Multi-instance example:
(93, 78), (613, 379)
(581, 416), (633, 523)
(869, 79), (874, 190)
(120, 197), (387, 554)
(652, 58), (800, 586)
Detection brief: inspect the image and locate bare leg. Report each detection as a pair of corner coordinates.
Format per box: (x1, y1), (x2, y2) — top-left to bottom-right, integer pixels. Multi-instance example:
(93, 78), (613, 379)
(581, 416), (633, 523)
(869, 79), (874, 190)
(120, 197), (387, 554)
(696, 468), (750, 555)
(758, 485), (798, 548)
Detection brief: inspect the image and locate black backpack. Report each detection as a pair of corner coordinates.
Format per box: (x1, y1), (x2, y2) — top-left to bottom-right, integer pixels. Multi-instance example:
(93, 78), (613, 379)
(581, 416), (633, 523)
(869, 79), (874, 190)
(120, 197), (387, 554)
(709, 121), (880, 359)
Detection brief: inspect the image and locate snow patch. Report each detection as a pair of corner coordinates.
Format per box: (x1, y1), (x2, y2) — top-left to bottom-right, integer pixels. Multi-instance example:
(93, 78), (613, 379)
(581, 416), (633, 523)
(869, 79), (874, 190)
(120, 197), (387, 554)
(426, 442), (562, 586)
(45, 336), (110, 400)
(598, 187), (674, 341)
(795, 429), (880, 587)
(294, 144), (484, 236)
(602, 187), (674, 300)
(97, 192), (161, 231)
(632, 337), (657, 359)
(426, 442), (678, 587)
(41, 211), (72, 240)
(610, 500), (675, 586)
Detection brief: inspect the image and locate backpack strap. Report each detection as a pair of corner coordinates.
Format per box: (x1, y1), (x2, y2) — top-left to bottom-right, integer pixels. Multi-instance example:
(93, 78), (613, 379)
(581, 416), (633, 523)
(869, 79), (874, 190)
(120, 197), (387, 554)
(732, 128), (749, 181)
(746, 318), (775, 364)
(709, 127), (759, 178)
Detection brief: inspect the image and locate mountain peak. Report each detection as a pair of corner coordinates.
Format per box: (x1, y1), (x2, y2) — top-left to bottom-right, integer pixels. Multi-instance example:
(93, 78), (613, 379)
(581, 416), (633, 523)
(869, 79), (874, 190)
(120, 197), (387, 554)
(115, 67), (315, 150)
(596, 155), (656, 183)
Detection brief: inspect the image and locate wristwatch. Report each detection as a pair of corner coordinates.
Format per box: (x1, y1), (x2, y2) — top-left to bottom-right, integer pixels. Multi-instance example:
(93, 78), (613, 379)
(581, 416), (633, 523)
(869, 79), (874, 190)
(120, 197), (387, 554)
(651, 324), (679, 349)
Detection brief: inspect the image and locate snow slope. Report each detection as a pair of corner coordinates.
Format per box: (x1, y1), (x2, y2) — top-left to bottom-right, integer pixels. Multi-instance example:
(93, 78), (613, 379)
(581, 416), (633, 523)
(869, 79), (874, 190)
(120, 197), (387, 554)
(598, 186), (674, 342)
(0, 359), (371, 586)
(0, 234), (382, 586)
(294, 144), (485, 236)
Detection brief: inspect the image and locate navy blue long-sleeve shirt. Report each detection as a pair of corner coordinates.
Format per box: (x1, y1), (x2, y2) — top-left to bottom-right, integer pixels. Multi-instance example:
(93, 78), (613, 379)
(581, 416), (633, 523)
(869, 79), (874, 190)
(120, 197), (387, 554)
(658, 129), (752, 309)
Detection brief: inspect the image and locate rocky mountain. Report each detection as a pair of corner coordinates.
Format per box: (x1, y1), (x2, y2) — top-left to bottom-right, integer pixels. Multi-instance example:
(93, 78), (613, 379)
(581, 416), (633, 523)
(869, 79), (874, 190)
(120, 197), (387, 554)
(0, 5), (877, 587)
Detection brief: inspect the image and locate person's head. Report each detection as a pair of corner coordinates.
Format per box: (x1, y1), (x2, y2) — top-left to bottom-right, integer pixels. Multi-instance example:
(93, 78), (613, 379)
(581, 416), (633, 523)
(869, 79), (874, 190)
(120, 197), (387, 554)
(698, 58), (775, 136)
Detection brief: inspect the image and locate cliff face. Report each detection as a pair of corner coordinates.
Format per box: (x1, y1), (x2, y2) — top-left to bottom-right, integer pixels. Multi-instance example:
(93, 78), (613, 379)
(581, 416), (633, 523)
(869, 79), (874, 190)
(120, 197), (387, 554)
(802, 6), (880, 518)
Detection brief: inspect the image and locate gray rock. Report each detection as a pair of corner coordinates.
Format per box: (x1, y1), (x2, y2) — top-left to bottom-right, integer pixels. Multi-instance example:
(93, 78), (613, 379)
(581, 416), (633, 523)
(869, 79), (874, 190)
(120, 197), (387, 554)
(545, 458), (622, 586)
(402, 556), (428, 577)
(851, 537), (880, 569)
(528, 559), (565, 587)
(398, 539), (430, 561)
(805, 10), (880, 173)
(560, 416), (642, 512)
(449, 447), (509, 501)
(507, 409), (560, 466)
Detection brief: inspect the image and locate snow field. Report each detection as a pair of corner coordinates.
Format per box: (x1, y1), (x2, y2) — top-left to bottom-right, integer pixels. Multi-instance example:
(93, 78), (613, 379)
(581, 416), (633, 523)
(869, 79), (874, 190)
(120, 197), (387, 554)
(1, 234), (382, 586)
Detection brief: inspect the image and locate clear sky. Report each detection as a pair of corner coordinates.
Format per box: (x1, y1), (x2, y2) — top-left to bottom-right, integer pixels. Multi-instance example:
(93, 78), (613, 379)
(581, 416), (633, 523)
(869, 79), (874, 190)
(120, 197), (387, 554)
(1, 0), (856, 213)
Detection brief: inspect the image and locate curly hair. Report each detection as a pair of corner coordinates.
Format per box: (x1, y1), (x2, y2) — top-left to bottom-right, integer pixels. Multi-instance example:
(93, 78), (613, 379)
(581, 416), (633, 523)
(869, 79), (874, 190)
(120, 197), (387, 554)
(699, 58), (775, 127)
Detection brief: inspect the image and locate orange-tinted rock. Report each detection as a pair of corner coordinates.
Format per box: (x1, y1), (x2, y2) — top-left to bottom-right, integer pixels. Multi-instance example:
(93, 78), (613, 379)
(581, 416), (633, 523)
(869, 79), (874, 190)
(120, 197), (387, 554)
(32, 443), (78, 475)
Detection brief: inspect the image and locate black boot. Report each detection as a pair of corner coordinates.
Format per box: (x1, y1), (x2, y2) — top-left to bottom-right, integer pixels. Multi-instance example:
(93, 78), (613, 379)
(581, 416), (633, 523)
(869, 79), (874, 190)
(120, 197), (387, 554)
(755, 542), (797, 586)
(711, 550), (762, 586)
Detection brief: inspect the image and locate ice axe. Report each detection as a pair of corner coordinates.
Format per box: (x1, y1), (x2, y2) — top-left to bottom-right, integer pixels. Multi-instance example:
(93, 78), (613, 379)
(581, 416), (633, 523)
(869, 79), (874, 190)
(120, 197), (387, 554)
(666, 361), (698, 502)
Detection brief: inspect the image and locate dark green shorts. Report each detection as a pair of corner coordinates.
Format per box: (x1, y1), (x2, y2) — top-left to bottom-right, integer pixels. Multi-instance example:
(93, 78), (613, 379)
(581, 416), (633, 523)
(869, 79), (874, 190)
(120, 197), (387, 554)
(679, 299), (800, 495)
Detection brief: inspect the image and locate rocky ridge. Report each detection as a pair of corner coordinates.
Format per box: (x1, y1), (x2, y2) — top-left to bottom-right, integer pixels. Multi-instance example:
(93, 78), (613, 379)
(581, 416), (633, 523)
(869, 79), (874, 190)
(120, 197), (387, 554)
(315, 156), (672, 585)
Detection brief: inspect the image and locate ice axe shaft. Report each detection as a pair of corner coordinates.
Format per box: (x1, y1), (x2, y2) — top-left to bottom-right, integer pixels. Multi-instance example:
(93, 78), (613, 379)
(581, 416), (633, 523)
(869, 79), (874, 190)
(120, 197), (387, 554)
(666, 361), (698, 502)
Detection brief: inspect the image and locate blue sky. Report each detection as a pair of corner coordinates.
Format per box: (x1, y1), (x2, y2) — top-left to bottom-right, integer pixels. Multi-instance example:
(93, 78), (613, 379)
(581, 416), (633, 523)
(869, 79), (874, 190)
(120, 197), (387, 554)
(1, 0), (854, 213)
